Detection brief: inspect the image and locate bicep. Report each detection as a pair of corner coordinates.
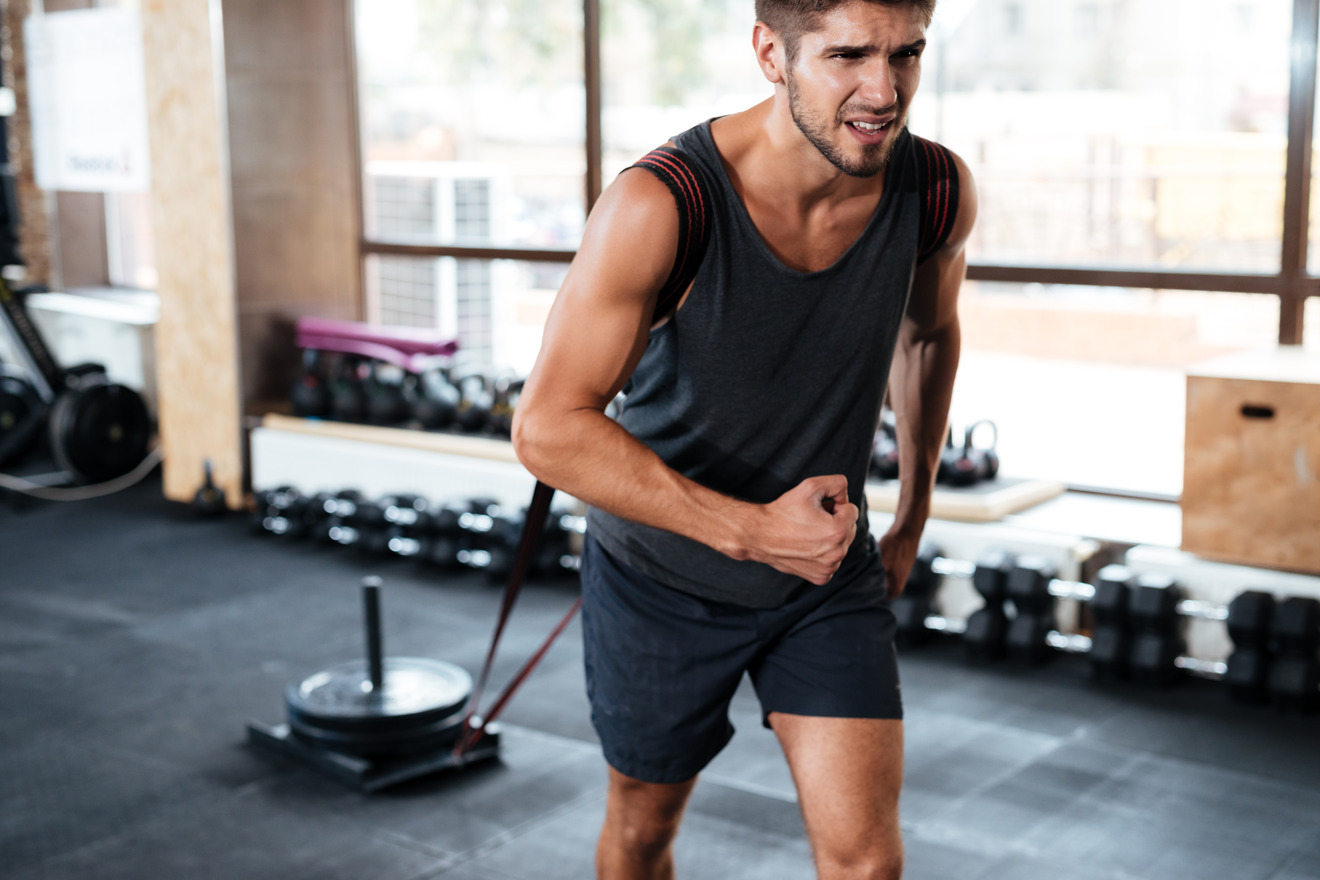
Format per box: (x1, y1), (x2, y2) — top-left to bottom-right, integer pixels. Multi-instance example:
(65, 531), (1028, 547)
(522, 169), (681, 413)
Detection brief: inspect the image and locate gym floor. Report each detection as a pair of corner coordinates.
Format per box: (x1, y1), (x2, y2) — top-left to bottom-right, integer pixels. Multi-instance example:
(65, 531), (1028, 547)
(3, 477), (1319, 880)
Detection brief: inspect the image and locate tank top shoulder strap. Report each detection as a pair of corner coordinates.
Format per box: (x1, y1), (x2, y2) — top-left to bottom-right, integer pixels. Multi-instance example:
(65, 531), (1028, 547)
(630, 144), (713, 321)
(909, 134), (960, 264)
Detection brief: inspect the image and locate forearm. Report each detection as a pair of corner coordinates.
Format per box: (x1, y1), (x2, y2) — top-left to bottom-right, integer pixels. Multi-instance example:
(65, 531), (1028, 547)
(512, 405), (755, 560)
(888, 317), (961, 533)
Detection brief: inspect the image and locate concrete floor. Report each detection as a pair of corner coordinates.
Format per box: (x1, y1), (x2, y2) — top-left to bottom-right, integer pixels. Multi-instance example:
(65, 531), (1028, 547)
(3, 476), (1319, 879)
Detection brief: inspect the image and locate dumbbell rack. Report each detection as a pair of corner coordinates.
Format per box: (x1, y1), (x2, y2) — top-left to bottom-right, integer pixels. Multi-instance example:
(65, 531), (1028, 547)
(894, 543), (1320, 708)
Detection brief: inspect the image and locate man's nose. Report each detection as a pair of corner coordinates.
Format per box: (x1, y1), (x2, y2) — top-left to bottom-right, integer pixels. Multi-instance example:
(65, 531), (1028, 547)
(860, 59), (898, 110)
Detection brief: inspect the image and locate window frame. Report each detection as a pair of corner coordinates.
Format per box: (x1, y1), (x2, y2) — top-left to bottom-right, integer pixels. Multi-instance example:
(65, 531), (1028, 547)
(354, 0), (1320, 343)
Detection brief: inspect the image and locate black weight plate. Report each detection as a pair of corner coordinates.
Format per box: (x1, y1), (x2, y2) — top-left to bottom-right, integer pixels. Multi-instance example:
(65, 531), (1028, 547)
(52, 381), (151, 481)
(285, 657), (471, 735)
(287, 708), (467, 759)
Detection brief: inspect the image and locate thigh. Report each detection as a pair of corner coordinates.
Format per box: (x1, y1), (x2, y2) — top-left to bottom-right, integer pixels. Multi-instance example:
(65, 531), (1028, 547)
(750, 558), (903, 722)
(771, 714), (904, 874)
(580, 535), (753, 784)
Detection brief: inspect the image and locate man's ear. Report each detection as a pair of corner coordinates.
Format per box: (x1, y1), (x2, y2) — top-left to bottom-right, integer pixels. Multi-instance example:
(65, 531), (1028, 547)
(753, 21), (787, 84)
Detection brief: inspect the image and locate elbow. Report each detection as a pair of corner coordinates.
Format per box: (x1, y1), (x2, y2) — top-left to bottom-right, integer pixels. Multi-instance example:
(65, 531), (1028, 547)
(511, 401), (566, 483)
(510, 406), (544, 476)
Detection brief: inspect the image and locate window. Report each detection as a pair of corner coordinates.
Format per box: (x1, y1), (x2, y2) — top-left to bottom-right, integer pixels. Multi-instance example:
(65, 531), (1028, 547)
(353, 0), (1320, 497)
(365, 254), (567, 372)
(355, 0), (586, 249)
(1003, 2), (1022, 36)
(600, 0), (768, 180)
(917, 0), (1292, 272)
(952, 283), (1280, 496)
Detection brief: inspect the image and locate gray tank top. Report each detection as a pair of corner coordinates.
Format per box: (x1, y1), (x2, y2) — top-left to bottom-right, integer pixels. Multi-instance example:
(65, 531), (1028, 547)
(586, 120), (924, 608)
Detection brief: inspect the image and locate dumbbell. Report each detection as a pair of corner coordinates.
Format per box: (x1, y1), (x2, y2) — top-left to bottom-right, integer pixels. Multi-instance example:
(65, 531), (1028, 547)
(888, 545), (1015, 655)
(1266, 597), (1320, 712)
(343, 493), (429, 555)
(996, 562), (1230, 682)
(306, 489), (365, 545)
(533, 509), (585, 577)
(391, 502), (467, 569)
(454, 502), (588, 582)
(451, 499), (517, 580)
(890, 546), (1024, 660)
(1223, 591), (1274, 704)
(252, 486), (311, 538)
(895, 553), (1219, 676)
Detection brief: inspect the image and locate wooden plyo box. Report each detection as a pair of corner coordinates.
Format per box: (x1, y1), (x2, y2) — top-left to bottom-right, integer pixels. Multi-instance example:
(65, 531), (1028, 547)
(1182, 348), (1320, 574)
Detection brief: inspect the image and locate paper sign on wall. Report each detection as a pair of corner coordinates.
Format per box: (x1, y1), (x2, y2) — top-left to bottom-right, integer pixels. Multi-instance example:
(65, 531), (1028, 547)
(25, 8), (151, 192)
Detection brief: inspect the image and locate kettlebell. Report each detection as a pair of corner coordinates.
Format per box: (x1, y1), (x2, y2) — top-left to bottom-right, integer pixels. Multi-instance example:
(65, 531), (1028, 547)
(939, 420), (999, 488)
(415, 365), (461, 429)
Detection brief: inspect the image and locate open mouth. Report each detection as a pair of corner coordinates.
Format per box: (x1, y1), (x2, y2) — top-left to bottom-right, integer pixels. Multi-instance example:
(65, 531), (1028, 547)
(848, 120), (892, 134)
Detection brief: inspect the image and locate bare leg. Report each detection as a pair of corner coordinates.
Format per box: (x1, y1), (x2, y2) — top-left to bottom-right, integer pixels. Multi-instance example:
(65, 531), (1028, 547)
(770, 713), (905, 880)
(596, 766), (698, 880)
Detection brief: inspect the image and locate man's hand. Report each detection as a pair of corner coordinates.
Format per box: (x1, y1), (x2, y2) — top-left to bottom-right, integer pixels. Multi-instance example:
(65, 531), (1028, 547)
(739, 475), (858, 586)
(878, 525), (922, 600)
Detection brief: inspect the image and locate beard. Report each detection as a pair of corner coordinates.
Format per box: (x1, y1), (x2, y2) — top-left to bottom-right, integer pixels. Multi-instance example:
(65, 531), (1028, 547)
(787, 73), (905, 179)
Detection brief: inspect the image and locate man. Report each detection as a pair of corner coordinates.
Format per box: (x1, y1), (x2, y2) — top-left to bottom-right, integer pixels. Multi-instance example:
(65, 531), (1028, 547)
(513, 0), (974, 876)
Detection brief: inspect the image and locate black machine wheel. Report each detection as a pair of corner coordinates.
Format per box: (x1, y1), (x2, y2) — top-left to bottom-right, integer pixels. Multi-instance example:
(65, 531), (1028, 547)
(49, 371), (151, 482)
(0, 368), (45, 465)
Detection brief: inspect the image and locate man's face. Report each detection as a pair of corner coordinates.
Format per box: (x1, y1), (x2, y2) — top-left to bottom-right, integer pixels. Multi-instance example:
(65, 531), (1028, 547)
(783, 2), (927, 178)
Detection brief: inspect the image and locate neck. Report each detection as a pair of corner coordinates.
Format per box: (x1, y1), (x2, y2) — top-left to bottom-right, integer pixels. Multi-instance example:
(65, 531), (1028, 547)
(723, 96), (887, 213)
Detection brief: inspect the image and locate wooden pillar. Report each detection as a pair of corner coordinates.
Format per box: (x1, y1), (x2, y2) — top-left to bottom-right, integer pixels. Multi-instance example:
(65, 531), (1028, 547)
(139, 0), (243, 507)
(2, 0), (55, 287)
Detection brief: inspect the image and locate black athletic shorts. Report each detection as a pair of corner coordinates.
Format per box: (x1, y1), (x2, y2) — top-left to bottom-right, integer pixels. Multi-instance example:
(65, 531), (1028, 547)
(580, 533), (903, 785)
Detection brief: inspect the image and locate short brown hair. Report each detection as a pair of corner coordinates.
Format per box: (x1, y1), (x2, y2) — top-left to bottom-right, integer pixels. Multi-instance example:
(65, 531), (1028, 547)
(756, 0), (937, 65)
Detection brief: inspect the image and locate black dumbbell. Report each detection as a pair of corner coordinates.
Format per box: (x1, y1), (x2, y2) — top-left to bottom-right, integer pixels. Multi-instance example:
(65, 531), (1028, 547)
(407, 503), (467, 569)
(534, 509), (584, 578)
(307, 489), (365, 545)
(1268, 597), (1320, 713)
(891, 543), (943, 645)
(252, 485), (311, 538)
(1223, 590), (1274, 704)
(886, 546), (1017, 659)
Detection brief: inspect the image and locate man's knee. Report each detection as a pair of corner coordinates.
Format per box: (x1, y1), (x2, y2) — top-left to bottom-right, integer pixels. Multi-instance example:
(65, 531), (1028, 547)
(611, 811), (682, 860)
(816, 845), (904, 880)
(602, 771), (693, 859)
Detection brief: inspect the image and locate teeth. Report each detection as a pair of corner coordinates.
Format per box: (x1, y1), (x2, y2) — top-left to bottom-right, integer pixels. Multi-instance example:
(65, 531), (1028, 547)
(852, 121), (887, 132)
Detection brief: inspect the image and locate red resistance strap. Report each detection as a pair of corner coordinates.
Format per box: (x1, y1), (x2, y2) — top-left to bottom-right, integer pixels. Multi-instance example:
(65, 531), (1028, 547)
(455, 146), (713, 758)
(454, 480), (580, 757)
